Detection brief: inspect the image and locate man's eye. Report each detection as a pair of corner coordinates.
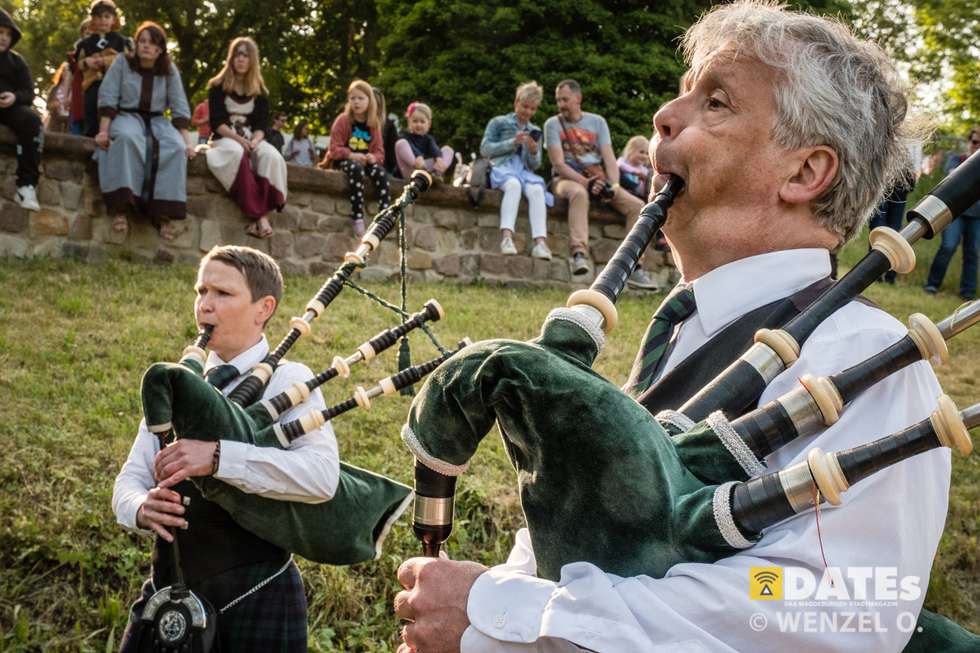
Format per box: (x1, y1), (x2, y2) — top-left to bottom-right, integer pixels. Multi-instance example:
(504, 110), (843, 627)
(707, 96), (727, 109)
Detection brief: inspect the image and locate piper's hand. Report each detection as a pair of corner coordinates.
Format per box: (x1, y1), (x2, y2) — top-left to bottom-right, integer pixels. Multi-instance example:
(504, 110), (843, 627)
(136, 486), (187, 542)
(154, 439), (218, 487)
(394, 556), (487, 653)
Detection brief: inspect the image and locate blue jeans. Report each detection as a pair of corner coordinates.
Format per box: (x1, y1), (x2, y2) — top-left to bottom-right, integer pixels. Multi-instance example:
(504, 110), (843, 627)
(925, 217), (980, 298)
(869, 192), (908, 282)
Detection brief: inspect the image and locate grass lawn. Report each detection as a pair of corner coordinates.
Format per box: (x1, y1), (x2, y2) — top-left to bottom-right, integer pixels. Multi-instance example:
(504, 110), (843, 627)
(0, 228), (977, 651)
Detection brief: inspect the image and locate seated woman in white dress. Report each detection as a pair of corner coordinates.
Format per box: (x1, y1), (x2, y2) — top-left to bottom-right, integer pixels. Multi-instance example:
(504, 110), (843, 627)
(204, 36), (286, 239)
(94, 21), (195, 240)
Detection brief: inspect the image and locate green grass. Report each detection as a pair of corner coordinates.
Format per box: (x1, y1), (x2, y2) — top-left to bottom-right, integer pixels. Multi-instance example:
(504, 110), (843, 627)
(0, 229), (977, 650)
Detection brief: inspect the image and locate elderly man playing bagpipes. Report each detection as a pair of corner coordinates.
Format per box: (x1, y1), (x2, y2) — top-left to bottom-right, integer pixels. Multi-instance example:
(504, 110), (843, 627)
(392, 2), (980, 652)
(112, 245), (338, 652)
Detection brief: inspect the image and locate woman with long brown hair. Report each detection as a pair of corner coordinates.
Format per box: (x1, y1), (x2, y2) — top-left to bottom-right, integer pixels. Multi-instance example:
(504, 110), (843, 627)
(204, 36), (286, 239)
(93, 21), (194, 240)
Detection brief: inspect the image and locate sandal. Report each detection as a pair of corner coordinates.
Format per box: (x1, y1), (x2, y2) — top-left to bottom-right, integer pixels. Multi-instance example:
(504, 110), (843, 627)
(158, 219), (178, 242)
(112, 214), (129, 234)
(245, 217), (273, 239)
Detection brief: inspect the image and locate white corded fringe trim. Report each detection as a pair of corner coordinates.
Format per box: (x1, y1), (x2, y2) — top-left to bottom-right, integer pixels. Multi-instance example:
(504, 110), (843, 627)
(656, 409), (696, 434)
(707, 411), (766, 478)
(713, 482), (755, 549)
(544, 307), (606, 353)
(401, 424), (470, 476)
(374, 491), (415, 559)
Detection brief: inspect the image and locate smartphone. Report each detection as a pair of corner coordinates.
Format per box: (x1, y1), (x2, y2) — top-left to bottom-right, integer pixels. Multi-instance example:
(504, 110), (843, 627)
(529, 129), (543, 142)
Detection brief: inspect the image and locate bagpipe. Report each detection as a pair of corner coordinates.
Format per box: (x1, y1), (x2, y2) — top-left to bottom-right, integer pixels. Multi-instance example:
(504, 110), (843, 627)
(139, 171), (467, 565)
(403, 150), (980, 582)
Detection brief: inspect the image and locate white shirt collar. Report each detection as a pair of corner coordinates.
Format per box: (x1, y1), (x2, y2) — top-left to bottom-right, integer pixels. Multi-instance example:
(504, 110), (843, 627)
(204, 335), (270, 375)
(685, 249), (831, 337)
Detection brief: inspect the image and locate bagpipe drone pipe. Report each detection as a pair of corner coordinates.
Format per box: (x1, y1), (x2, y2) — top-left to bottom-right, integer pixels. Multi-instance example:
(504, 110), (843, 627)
(401, 168), (980, 582)
(139, 172), (460, 565)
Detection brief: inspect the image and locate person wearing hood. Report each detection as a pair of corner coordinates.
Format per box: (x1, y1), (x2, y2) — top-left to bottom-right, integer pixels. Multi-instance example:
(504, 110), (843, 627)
(0, 8), (42, 212)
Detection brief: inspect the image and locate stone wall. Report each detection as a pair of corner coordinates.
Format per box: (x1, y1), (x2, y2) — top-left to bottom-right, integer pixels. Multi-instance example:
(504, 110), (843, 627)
(0, 129), (675, 287)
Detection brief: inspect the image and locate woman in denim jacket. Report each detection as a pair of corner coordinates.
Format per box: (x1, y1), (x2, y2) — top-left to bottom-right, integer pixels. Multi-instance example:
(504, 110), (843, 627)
(480, 81), (553, 260)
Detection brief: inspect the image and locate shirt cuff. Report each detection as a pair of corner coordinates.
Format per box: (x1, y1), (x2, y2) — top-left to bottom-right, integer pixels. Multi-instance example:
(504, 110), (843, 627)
(466, 567), (553, 644)
(215, 439), (248, 482)
(117, 491), (150, 533)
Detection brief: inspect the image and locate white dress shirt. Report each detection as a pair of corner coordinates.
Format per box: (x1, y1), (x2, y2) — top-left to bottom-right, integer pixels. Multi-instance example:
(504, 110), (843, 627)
(463, 249), (950, 653)
(112, 336), (341, 532)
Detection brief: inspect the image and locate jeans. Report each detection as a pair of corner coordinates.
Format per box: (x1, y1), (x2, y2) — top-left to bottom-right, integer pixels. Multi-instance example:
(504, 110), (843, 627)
(925, 216), (980, 298)
(869, 191), (908, 282)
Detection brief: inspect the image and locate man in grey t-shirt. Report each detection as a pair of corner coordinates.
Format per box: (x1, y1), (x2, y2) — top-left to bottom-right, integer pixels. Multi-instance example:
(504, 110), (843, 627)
(544, 79), (656, 288)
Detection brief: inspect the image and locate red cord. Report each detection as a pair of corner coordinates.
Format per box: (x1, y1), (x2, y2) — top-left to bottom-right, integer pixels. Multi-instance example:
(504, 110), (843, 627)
(813, 485), (833, 584)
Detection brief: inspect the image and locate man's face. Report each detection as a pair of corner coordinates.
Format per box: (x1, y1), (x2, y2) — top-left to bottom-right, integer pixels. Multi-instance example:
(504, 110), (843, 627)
(194, 260), (267, 361)
(0, 26), (11, 53)
(651, 55), (792, 232)
(555, 86), (581, 120)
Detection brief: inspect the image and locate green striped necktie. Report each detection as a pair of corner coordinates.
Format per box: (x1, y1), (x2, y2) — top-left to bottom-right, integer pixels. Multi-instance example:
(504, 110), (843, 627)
(626, 285), (697, 396)
(205, 363), (240, 390)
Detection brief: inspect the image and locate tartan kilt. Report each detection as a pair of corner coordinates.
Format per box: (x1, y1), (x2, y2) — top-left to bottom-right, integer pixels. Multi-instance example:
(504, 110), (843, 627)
(119, 559), (307, 653)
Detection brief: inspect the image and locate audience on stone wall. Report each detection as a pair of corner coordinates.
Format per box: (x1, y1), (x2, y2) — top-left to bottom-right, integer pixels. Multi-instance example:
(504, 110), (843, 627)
(395, 102), (454, 181)
(0, 8), (43, 211)
(285, 119), (316, 167)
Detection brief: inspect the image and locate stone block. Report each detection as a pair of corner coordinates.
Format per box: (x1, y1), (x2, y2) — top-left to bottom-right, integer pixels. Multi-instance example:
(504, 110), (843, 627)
(185, 176), (207, 195)
(0, 233), (29, 257)
(205, 178), (224, 193)
(212, 197), (242, 222)
(477, 213), (498, 228)
(279, 259), (309, 276)
(61, 182), (84, 210)
(457, 211), (477, 230)
(460, 254), (479, 277)
(532, 258), (551, 279)
(588, 223), (603, 240)
(128, 220), (161, 249)
(436, 229), (460, 252)
(603, 224), (627, 239)
(549, 259), (571, 282)
(309, 260), (334, 276)
(506, 255), (533, 279)
(407, 250), (432, 270)
(294, 232), (328, 259)
(377, 240), (401, 267)
(310, 196), (333, 214)
(317, 215), (350, 234)
(199, 219), (223, 251)
(187, 195), (211, 219)
(299, 211), (319, 231)
(461, 228), (478, 250)
(0, 177), (16, 201)
(168, 217), (196, 249)
(37, 179), (60, 207)
(358, 267), (395, 283)
(324, 233), (353, 261)
(423, 270), (444, 283)
(269, 231), (294, 259)
(30, 209), (69, 237)
(62, 241), (89, 260)
(33, 236), (66, 257)
(87, 242), (109, 263)
(278, 205), (300, 231)
(334, 199), (352, 216)
(480, 253), (506, 275)
(0, 202), (28, 232)
(433, 254), (460, 277)
(44, 159), (83, 181)
(68, 213), (92, 241)
(477, 227), (501, 252)
(432, 208), (459, 229)
(154, 247), (176, 264)
(413, 225), (438, 251)
(591, 239), (619, 264)
(291, 192), (311, 208)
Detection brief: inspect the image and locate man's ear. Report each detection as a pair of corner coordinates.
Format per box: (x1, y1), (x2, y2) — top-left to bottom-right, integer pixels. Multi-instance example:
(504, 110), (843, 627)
(254, 296), (277, 326)
(780, 146), (838, 205)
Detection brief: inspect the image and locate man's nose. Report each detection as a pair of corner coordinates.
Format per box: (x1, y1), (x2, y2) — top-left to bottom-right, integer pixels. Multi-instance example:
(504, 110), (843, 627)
(653, 96), (685, 141)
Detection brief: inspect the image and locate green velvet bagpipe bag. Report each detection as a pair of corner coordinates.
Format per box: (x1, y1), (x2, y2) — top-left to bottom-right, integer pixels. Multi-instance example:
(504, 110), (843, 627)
(403, 309), (758, 581)
(140, 359), (412, 565)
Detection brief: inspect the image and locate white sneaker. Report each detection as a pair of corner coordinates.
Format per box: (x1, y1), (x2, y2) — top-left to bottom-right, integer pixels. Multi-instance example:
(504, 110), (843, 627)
(500, 235), (518, 255)
(15, 185), (40, 211)
(531, 241), (552, 260)
(627, 268), (659, 290)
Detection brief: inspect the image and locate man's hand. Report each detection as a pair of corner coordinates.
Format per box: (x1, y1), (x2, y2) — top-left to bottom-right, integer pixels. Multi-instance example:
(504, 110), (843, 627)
(154, 439), (218, 487)
(136, 486), (187, 541)
(394, 556), (487, 653)
(0, 92), (15, 108)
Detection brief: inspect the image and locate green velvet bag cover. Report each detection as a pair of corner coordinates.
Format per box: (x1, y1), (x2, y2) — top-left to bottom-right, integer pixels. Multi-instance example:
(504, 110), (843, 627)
(404, 310), (758, 580)
(140, 361), (412, 564)
(902, 609), (980, 653)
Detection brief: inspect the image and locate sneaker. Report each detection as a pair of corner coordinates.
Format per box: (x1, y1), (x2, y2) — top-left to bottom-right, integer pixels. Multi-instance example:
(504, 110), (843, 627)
(531, 241), (552, 260)
(500, 235), (518, 255)
(570, 252), (591, 276)
(627, 268), (659, 290)
(923, 285), (938, 295)
(15, 185), (40, 211)
(353, 219), (366, 238)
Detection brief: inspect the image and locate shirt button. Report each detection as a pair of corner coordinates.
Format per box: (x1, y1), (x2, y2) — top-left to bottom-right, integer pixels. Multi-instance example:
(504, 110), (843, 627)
(494, 614), (506, 629)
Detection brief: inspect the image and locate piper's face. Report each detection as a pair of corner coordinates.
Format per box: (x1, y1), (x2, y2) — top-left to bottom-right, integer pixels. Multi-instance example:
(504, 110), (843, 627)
(92, 10), (114, 34)
(408, 112), (430, 135)
(233, 46), (251, 75)
(0, 26), (11, 52)
(651, 54), (791, 232)
(194, 260), (268, 361)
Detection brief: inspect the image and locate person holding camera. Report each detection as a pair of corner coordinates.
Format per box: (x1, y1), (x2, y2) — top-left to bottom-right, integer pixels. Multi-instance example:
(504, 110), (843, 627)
(544, 79), (657, 287)
(479, 81), (554, 260)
